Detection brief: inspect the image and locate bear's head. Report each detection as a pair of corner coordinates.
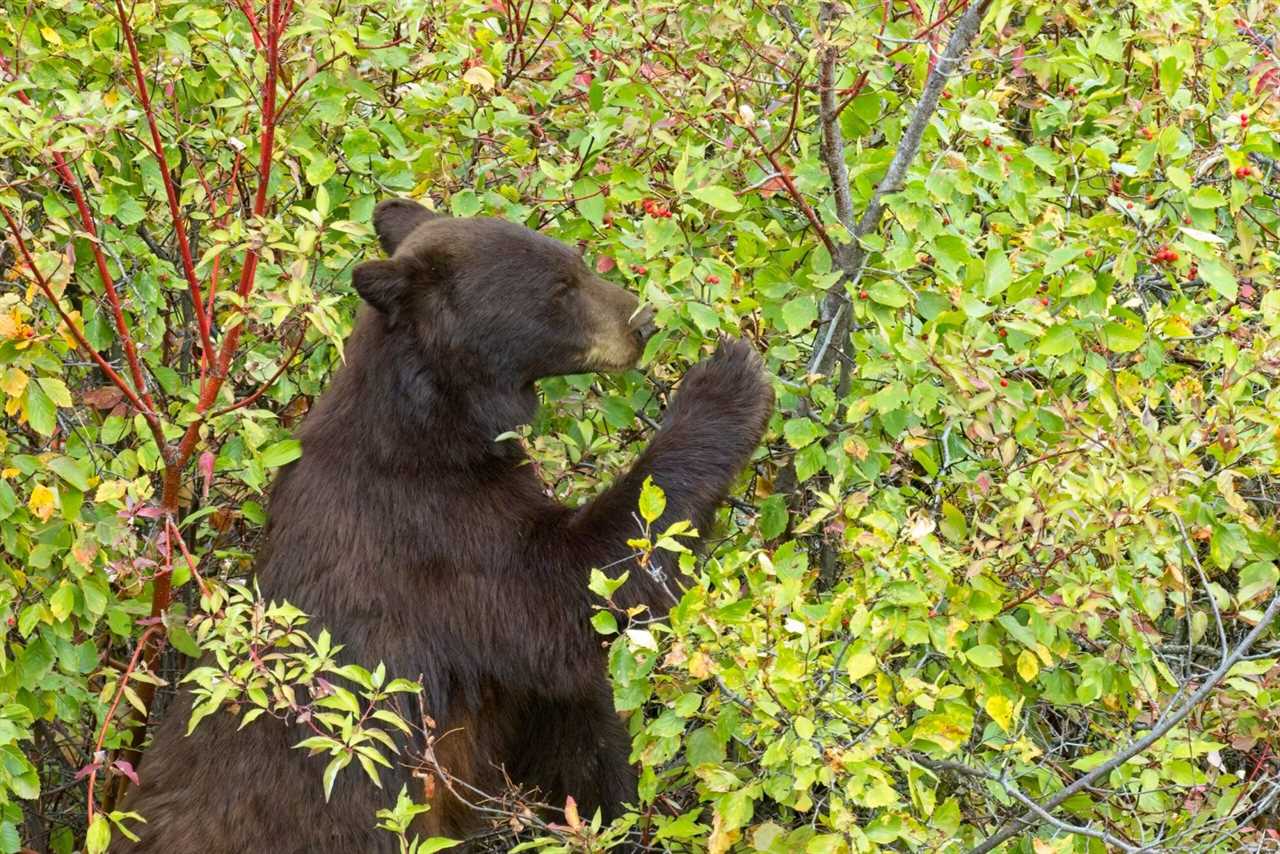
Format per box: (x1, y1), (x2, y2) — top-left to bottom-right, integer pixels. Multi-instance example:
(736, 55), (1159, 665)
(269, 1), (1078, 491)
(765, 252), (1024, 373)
(351, 199), (655, 383)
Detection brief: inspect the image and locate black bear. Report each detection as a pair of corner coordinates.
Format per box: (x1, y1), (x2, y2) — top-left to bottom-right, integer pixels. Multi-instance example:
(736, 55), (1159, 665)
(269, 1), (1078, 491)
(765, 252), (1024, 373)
(114, 199), (773, 851)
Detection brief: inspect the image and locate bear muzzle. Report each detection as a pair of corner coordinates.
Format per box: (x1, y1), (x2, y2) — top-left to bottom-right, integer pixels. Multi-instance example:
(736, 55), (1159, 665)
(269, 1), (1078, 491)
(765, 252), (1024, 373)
(629, 304), (657, 345)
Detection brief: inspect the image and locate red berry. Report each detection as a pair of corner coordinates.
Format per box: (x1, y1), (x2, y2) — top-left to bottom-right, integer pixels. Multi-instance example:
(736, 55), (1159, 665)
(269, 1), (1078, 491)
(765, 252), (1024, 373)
(982, 136), (991, 147)
(942, 90), (952, 99)
(1166, 250), (1179, 262)
(1183, 216), (1192, 225)
(1084, 248), (1095, 258)
(706, 275), (720, 284)
(858, 290), (869, 300)
(999, 378), (1009, 388)
(1040, 297), (1050, 306)
(998, 328), (1007, 337)
(1126, 202), (1134, 209)
(1065, 84), (1077, 95)
(996, 144), (1005, 152)
(1235, 165), (1252, 179)
(1143, 127), (1154, 140)
(1188, 265), (1198, 279)
(1241, 113), (1249, 127)
(632, 265), (647, 274)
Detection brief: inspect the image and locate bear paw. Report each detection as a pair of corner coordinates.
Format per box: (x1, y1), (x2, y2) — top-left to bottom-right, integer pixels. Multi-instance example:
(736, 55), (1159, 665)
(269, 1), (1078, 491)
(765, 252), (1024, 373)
(669, 338), (774, 430)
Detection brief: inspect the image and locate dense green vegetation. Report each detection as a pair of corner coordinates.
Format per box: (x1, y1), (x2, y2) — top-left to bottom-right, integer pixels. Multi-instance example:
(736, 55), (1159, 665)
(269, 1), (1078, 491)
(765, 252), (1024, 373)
(2, 0), (1279, 851)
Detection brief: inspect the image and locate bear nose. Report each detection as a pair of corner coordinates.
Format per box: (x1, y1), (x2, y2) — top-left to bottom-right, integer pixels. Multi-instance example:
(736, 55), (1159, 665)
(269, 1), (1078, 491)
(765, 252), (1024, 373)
(630, 304), (657, 343)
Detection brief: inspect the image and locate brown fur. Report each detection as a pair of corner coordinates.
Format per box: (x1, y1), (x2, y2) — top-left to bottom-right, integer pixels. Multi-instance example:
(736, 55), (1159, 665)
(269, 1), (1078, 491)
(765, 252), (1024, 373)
(114, 200), (772, 852)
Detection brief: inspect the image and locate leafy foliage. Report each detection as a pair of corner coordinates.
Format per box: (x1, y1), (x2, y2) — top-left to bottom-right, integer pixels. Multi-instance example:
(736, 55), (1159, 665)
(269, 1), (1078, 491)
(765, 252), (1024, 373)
(2, 0), (1279, 852)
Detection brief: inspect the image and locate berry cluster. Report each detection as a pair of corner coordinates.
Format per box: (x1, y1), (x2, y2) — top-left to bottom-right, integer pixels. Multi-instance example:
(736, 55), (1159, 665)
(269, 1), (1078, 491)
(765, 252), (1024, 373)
(641, 198), (672, 218)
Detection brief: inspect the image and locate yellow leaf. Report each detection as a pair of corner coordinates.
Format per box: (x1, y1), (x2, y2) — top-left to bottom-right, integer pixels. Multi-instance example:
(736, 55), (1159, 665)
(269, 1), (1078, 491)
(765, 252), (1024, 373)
(462, 66), (496, 91)
(1, 468), (19, 479)
(985, 695), (1015, 733)
(94, 479), (129, 504)
(41, 26), (63, 45)
(29, 484), (57, 521)
(846, 651), (877, 681)
(59, 310), (83, 348)
(1017, 650), (1040, 682)
(1, 367), (28, 398)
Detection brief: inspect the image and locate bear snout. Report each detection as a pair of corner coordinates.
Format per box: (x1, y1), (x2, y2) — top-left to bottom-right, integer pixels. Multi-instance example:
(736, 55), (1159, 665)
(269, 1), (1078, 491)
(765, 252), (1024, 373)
(629, 304), (657, 344)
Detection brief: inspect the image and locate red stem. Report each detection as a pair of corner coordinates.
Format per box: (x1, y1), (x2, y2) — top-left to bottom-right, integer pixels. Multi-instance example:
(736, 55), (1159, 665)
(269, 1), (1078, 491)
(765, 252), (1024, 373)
(0, 207), (161, 440)
(0, 56), (156, 416)
(113, 0), (214, 375)
(85, 625), (161, 824)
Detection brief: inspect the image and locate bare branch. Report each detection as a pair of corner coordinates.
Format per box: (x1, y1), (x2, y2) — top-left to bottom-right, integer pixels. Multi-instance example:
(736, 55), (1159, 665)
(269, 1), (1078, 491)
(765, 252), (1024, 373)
(818, 2), (854, 233)
(966, 588), (1280, 854)
(808, 0), (992, 378)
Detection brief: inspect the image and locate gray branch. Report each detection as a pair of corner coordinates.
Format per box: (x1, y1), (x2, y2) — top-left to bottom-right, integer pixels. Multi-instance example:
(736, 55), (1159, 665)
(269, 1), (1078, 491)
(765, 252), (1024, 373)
(818, 2), (855, 233)
(966, 588), (1280, 854)
(808, 0), (992, 378)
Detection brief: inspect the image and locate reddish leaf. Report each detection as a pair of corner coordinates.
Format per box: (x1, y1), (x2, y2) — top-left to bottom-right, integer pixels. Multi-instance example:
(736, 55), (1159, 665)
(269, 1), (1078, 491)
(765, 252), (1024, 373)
(199, 451), (216, 501)
(1252, 61), (1280, 94)
(1011, 44), (1027, 78)
(112, 759), (141, 786)
(82, 385), (124, 410)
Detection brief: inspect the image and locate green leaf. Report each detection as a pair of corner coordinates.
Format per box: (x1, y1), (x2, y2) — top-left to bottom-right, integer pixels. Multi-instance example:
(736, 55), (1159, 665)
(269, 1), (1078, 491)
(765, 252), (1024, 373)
(1102, 322), (1143, 353)
(757, 495), (787, 540)
(868, 280), (908, 308)
(577, 193), (605, 226)
(591, 610), (618, 635)
(966, 645), (1002, 669)
(260, 440), (303, 468)
(48, 456), (91, 492)
(983, 249), (1012, 298)
(322, 752), (352, 802)
(168, 624), (203, 658)
(783, 418), (823, 449)
(1038, 324), (1079, 356)
(305, 156), (337, 186)
(687, 303), (721, 333)
(939, 502), (967, 542)
(780, 297), (818, 332)
(691, 185), (742, 212)
(1197, 258), (1237, 300)
(85, 816), (110, 854)
(25, 381), (57, 437)
(38, 377), (73, 407)
(49, 583), (75, 621)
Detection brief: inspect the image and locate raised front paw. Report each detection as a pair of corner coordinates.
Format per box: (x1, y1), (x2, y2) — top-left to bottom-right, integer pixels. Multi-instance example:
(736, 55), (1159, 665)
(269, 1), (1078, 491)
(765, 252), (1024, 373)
(668, 338), (774, 431)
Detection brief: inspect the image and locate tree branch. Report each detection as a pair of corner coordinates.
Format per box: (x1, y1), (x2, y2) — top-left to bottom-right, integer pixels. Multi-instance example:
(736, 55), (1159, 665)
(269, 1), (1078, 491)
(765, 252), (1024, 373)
(818, 2), (855, 233)
(966, 588), (1280, 854)
(1, 52), (159, 416)
(808, 0), (992, 378)
(113, 0), (214, 376)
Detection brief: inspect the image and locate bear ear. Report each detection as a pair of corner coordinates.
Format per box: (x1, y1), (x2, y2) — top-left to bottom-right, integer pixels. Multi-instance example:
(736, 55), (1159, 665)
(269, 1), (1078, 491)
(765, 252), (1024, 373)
(352, 258), (409, 318)
(372, 198), (438, 255)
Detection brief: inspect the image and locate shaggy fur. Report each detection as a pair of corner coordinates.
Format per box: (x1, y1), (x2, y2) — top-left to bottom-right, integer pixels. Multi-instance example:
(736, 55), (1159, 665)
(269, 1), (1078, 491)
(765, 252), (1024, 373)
(114, 200), (773, 852)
